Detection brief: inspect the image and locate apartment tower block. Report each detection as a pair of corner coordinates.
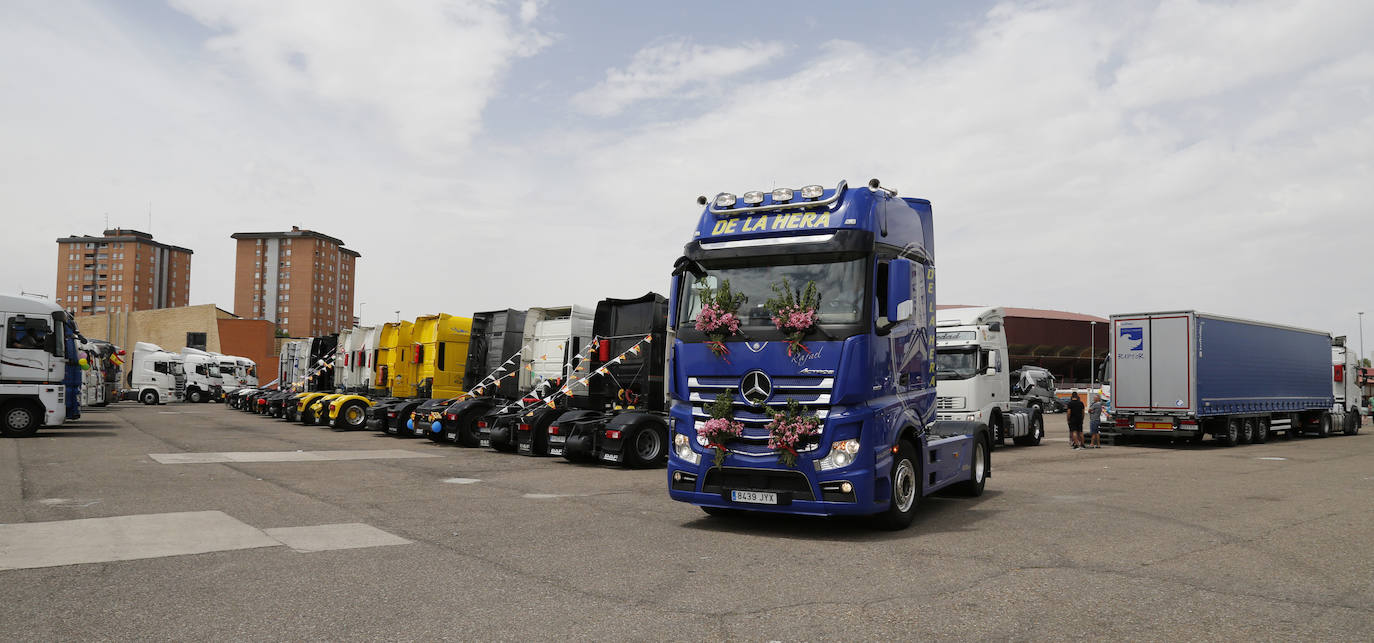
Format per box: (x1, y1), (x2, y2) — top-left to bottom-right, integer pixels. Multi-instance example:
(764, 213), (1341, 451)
(54, 229), (192, 316)
(231, 226), (359, 337)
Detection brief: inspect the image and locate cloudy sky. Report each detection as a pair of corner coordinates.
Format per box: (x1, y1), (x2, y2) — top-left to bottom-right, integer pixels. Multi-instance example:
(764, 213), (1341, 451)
(3, 0), (1372, 354)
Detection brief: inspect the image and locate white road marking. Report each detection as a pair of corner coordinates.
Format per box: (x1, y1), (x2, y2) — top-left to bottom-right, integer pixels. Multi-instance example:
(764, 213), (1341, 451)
(37, 498), (101, 508)
(442, 478), (481, 484)
(147, 449), (442, 464)
(0, 512), (413, 571)
(1257, 457), (1288, 461)
(263, 523), (411, 553)
(0, 511), (278, 570)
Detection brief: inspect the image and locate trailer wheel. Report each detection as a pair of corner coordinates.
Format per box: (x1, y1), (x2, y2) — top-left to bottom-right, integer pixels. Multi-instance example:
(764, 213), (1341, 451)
(1252, 418), (1268, 443)
(955, 436), (989, 497)
(875, 440), (920, 531)
(1316, 412), (1331, 438)
(2, 402), (42, 438)
(140, 389), (159, 405)
(625, 422), (668, 468)
(1217, 418), (1239, 446)
(1237, 418), (1253, 444)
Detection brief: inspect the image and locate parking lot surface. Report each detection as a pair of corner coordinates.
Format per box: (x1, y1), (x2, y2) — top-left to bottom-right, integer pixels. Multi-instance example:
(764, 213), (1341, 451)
(2, 404), (1371, 641)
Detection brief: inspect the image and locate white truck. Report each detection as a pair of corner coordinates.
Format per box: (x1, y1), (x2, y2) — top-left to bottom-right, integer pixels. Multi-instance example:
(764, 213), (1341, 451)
(935, 306), (1045, 447)
(1332, 337), (1363, 435)
(1, 294), (69, 437)
(180, 347), (224, 403)
(335, 325), (377, 392)
(131, 342), (184, 405)
(216, 354), (257, 395)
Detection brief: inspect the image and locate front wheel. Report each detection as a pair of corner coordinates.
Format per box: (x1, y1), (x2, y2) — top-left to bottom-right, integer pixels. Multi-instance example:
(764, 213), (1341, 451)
(875, 440), (920, 531)
(2, 402), (42, 438)
(140, 390), (159, 405)
(955, 437), (989, 497)
(187, 388), (204, 404)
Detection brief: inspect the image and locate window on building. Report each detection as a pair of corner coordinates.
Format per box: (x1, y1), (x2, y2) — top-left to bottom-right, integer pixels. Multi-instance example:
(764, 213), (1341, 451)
(186, 332), (207, 351)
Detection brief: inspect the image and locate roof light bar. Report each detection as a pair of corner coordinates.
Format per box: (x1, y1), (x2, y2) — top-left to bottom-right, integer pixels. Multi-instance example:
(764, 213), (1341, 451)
(708, 180), (848, 217)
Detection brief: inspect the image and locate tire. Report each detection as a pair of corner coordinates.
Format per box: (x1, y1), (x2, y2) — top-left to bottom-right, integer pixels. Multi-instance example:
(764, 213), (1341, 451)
(1238, 418), (1253, 444)
(624, 423), (668, 468)
(1252, 418), (1268, 444)
(955, 436), (989, 497)
(187, 388), (204, 404)
(875, 440), (920, 530)
(1316, 412), (1331, 438)
(1025, 414), (1044, 446)
(140, 390), (159, 405)
(337, 401), (367, 431)
(1217, 418), (1239, 446)
(2, 402), (42, 438)
(1344, 410), (1359, 436)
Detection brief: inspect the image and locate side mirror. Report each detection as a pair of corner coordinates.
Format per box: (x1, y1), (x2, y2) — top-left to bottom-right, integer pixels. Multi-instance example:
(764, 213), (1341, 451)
(44, 333), (57, 353)
(667, 276), (679, 330)
(885, 258), (913, 322)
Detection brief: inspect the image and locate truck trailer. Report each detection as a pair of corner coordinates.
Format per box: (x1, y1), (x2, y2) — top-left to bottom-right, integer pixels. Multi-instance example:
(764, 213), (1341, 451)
(1108, 311), (1339, 444)
(665, 179), (990, 529)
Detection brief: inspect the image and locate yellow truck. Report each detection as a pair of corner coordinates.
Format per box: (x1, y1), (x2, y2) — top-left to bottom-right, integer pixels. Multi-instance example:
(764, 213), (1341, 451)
(403, 313), (474, 437)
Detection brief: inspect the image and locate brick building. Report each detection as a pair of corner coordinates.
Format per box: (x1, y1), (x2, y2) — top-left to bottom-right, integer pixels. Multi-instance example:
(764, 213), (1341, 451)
(230, 226), (360, 337)
(55, 229), (192, 316)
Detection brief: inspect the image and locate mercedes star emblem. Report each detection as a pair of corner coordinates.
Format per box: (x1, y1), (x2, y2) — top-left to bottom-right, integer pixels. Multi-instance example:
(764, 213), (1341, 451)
(740, 370), (772, 407)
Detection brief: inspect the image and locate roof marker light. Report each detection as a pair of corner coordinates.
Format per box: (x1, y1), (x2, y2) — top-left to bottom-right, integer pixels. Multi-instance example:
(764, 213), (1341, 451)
(771, 188), (794, 203)
(714, 193), (737, 208)
(742, 191), (765, 205)
(800, 184), (824, 199)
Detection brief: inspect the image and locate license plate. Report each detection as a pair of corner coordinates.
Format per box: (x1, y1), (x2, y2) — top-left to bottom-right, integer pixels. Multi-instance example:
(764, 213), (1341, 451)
(549, 436), (565, 445)
(518, 444), (530, 454)
(601, 452), (621, 462)
(549, 448), (563, 456)
(446, 432), (456, 440)
(731, 490), (778, 505)
(479, 439), (489, 447)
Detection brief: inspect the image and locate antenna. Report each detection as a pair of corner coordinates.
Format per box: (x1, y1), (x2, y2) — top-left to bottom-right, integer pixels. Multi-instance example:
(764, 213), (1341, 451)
(148, 202), (152, 232)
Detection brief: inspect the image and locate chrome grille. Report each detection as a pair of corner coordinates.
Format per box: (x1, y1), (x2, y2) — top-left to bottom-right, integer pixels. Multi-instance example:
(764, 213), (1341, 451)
(936, 396), (961, 410)
(687, 375), (832, 456)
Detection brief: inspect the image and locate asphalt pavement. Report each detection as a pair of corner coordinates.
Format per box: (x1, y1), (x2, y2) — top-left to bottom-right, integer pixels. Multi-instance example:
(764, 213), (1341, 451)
(2, 403), (1371, 641)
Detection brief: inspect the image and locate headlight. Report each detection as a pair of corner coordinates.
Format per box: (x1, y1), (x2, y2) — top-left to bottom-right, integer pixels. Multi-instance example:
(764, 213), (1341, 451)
(815, 439), (860, 471)
(771, 187), (794, 202)
(742, 190), (765, 205)
(713, 193), (736, 208)
(674, 433), (700, 465)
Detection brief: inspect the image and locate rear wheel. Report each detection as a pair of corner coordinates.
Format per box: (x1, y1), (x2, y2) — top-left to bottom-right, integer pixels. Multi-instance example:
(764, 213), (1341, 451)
(1238, 418), (1253, 444)
(1217, 418), (1239, 446)
(1316, 412), (1331, 438)
(875, 440), (920, 530)
(624, 423), (668, 468)
(338, 401), (367, 431)
(2, 402), (42, 438)
(1344, 410), (1360, 436)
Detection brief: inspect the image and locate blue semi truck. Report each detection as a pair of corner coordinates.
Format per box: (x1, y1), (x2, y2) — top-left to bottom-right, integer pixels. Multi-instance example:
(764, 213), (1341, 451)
(665, 180), (989, 529)
(1107, 311), (1353, 444)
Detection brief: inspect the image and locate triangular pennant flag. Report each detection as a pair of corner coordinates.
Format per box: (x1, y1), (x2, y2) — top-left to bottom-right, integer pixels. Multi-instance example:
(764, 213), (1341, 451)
(644, 334), (653, 343)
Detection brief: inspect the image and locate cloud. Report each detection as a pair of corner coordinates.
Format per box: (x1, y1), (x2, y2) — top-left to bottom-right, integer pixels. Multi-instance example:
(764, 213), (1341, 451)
(570, 39), (787, 117)
(168, 0), (550, 158)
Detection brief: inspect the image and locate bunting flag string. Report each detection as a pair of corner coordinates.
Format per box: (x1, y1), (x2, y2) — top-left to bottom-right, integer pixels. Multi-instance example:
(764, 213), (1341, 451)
(518, 333), (656, 416)
(447, 341), (536, 404)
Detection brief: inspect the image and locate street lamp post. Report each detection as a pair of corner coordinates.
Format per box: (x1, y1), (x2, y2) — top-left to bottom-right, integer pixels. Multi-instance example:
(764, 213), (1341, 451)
(1360, 311), (1365, 368)
(357, 302), (365, 324)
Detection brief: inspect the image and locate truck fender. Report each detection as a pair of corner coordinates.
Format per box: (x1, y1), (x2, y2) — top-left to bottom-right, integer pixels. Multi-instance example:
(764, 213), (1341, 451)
(929, 420), (992, 479)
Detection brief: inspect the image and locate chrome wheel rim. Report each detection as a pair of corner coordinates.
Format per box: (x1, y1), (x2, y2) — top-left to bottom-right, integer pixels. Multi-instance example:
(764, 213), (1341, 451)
(973, 442), (986, 482)
(893, 459), (916, 513)
(7, 408), (31, 429)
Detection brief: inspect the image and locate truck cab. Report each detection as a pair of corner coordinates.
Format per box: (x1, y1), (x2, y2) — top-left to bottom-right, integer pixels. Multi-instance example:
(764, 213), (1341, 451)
(1, 294), (69, 437)
(131, 342), (183, 405)
(1332, 337), (1363, 435)
(482, 306), (594, 451)
(431, 309), (528, 446)
(180, 347), (224, 403)
(665, 180), (990, 529)
(935, 307), (1045, 447)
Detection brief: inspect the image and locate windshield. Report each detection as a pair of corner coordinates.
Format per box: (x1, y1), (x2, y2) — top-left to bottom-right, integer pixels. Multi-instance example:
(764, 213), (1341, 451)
(679, 257), (866, 329)
(936, 348), (978, 381)
(208, 364), (221, 377)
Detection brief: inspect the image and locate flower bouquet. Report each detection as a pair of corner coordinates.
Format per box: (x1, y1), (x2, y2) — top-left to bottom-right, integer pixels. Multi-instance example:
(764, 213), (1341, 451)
(699, 390), (742, 466)
(765, 277), (819, 357)
(694, 279), (746, 360)
(765, 398), (821, 467)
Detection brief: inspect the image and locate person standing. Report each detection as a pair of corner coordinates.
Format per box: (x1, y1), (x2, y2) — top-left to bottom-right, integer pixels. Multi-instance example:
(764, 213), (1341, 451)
(1066, 392), (1085, 450)
(1087, 394), (1104, 448)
